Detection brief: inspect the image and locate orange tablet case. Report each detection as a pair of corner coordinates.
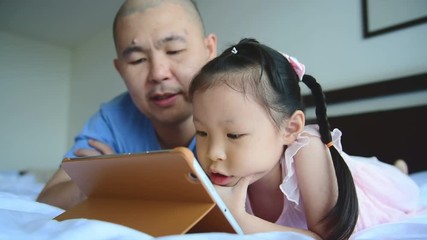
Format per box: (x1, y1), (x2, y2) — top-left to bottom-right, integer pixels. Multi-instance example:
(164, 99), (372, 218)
(54, 147), (243, 237)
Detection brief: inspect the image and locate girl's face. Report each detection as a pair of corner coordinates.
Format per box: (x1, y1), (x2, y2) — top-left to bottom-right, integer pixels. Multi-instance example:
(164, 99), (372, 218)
(192, 83), (287, 187)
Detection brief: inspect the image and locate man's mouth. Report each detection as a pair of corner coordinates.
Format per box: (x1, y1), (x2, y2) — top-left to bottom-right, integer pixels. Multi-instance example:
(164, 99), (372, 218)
(150, 93), (179, 107)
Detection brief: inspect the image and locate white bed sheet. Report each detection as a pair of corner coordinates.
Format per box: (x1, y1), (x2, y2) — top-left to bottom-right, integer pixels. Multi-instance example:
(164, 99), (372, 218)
(1, 170), (426, 240)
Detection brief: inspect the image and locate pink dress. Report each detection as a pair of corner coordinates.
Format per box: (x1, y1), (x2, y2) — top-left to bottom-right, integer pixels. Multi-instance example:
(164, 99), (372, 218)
(245, 124), (421, 232)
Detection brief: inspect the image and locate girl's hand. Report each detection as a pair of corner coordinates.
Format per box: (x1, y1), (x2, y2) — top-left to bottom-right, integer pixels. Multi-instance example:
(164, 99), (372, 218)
(214, 176), (253, 219)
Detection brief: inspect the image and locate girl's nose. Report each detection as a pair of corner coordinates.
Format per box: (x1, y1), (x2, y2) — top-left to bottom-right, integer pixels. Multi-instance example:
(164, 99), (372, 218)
(207, 142), (226, 162)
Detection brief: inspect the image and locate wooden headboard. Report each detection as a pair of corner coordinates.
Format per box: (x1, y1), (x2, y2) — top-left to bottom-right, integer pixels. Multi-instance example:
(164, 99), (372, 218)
(303, 73), (427, 173)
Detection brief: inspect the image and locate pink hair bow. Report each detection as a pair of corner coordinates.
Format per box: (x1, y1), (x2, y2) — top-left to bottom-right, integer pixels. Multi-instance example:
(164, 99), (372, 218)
(281, 53), (305, 80)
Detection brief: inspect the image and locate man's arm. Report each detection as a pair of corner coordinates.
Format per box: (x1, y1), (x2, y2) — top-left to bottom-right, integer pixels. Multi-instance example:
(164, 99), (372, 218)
(36, 140), (115, 210)
(36, 168), (86, 210)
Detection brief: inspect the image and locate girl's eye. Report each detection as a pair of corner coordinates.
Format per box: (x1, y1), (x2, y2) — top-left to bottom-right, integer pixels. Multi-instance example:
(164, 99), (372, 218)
(196, 131), (207, 137)
(227, 133), (243, 139)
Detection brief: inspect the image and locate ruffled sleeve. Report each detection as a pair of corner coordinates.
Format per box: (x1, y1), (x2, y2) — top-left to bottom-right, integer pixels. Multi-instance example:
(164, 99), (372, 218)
(279, 124), (343, 210)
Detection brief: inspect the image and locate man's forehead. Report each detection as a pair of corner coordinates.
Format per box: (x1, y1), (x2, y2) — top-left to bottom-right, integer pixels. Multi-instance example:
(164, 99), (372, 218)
(116, 11), (186, 44)
(120, 33), (187, 57)
(117, 0), (163, 18)
(116, 4), (191, 35)
(118, 0), (185, 21)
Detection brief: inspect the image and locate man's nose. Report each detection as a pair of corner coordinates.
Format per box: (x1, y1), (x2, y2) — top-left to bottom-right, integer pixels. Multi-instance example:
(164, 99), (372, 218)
(149, 54), (171, 83)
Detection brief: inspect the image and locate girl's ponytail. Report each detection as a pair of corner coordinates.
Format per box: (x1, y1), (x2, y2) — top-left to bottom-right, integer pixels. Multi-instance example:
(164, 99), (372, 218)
(302, 75), (359, 240)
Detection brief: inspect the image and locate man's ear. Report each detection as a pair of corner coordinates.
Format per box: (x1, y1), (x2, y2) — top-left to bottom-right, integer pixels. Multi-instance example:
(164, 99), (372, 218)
(204, 33), (217, 60)
(281, 110), (305, 144)
(113, 58), (120, 74)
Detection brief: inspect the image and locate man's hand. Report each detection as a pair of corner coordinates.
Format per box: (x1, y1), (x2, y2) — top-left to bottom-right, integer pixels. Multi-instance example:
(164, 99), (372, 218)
(74, 139), (115, 157)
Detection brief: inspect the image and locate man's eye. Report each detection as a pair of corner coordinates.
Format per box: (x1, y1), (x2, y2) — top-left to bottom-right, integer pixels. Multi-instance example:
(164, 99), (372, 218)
(227, 133), (243, 139)
(196, 131), (207, 137)
(167, 49), (184, 55)
(129, 58), (146, 65)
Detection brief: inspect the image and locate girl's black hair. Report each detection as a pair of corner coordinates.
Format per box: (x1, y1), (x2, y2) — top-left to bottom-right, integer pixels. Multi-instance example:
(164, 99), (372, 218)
(189, 38), (358, 240)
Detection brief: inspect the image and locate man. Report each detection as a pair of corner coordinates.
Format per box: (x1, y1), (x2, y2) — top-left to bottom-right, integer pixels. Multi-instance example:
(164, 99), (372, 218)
(36, 0), (217, 210)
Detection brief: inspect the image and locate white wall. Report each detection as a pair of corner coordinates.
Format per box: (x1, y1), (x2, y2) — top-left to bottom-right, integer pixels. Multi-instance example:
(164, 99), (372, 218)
(0, 31), (70, 174)
(68, 27), (126, 148)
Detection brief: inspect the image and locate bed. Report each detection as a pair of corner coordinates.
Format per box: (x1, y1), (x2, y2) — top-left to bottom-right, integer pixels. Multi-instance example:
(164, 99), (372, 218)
(1, 73), (427, 240)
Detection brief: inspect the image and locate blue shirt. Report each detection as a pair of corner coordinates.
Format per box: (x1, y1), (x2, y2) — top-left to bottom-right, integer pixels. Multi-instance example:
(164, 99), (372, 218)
(64, 92), (196, 158)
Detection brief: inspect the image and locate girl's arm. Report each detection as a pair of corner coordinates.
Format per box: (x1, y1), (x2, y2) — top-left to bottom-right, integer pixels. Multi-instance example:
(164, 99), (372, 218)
(214, 177), (321, 239)
(237, 213), (321, 239)
(293, 134), (339, 238)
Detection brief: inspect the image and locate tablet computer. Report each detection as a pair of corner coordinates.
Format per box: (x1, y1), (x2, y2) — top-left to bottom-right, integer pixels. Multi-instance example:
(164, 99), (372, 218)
(54, 147), (243, 237)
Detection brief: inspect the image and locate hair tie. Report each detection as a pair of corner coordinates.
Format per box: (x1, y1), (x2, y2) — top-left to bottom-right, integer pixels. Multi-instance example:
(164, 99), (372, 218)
(326, 141), (334, 148)
(280, 52), (305, 80)
(231, 47), (238, 54)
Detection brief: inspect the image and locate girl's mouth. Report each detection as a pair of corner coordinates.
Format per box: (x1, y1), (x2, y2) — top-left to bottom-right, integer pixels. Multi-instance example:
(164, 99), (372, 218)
(209, 172), (233, 186)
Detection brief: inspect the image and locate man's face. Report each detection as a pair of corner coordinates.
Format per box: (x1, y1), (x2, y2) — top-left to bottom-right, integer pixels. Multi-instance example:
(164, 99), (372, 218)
(114, 2), (216, 125)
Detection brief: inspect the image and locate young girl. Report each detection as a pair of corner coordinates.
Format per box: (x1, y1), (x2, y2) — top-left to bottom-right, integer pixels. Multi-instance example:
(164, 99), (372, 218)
(189, 38), (420, 240)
